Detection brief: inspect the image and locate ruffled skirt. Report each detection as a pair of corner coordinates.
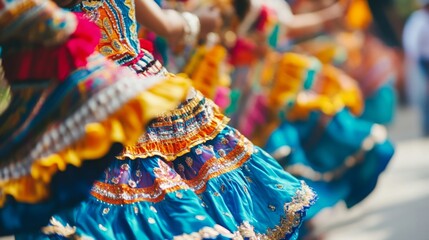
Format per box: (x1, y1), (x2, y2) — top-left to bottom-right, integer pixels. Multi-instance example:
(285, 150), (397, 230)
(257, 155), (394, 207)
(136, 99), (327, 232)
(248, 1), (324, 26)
(21, 91), (316, 240)
(265, 109), (394, 219)
(0, 53), (191, 234)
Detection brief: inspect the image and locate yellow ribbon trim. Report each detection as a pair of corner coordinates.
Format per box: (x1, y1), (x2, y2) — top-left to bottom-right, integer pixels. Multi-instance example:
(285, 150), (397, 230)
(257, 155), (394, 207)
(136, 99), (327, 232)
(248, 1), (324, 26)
(0, 75), (191, 206)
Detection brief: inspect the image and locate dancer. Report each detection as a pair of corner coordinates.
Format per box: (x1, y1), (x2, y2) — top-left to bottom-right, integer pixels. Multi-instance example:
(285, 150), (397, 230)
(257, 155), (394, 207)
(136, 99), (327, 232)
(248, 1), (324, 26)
(18, 0), (316, 239)
(264, 53), (394, 239)
(0, 0), (191, 234)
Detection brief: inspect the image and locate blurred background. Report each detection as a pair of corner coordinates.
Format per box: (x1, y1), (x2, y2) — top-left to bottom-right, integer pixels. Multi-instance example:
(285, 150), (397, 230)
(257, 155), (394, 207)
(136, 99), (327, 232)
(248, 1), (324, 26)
(287, 0), (429, 239)
(1, 0), (429, 239)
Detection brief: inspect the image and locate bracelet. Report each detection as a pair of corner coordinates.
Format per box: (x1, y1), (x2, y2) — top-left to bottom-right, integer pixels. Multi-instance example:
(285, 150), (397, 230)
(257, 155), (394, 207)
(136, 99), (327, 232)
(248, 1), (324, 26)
(181, 12), (200, 45)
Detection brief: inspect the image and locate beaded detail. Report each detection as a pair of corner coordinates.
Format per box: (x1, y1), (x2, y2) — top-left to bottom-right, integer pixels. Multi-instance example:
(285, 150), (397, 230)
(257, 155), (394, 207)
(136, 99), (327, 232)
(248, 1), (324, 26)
(91, 134), (253, 203)
(121, 91), (230, 161)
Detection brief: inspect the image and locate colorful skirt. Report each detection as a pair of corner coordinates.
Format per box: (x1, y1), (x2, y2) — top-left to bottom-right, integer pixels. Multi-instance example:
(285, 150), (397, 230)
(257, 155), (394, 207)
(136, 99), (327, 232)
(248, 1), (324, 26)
(21, 90), (316, 240)
(265, 109), (394, 219)
(0, 53), (190, 235)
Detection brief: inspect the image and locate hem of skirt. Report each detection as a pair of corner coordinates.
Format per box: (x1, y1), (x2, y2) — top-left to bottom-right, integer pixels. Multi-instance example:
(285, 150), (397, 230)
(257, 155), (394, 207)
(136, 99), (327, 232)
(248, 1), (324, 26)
(258, 181), (317, 239)
(285, 124), (389, 182)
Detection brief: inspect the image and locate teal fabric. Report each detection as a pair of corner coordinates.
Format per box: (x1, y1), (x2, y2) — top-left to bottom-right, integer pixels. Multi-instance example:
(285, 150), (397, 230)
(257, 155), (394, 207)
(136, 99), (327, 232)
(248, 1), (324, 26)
(18, 127), (316, 239)
(360, 81), (397, 125)
(265, 109), (394, 220)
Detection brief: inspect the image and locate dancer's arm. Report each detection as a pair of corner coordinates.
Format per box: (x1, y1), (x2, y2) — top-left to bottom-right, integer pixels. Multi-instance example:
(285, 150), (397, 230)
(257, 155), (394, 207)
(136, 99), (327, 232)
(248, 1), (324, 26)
(284, 2), (346, 38)
(134, 0), (186, 42)
(134, 0), (221, 44)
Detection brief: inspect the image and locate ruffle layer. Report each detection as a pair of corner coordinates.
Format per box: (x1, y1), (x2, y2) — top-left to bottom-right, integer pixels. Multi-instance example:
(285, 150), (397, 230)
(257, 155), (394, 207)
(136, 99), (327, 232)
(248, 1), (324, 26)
(269, 53), (321, 110)
(0, 76), (191, 206)
(315, 65), (363, 116)
(121, 91), (230, 161)
(3, 13), (100, 82)
(269, 54), (363, 121)
(285, 124), (389, 182)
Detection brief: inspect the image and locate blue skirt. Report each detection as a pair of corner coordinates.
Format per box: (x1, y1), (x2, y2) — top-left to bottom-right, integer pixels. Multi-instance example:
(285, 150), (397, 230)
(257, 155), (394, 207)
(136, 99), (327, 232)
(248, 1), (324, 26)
(265, 109), (394, 219)
(18, 91), (316, 239)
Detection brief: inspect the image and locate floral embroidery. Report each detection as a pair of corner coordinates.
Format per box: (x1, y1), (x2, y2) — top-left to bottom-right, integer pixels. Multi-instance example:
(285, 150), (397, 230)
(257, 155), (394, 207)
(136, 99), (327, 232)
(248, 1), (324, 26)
(102, 208), (110, 215)
(128, 179), (137, 188)
(121, 163), (130, 171)
(78, 0), (140, 64)
(153, 160), (182, 184)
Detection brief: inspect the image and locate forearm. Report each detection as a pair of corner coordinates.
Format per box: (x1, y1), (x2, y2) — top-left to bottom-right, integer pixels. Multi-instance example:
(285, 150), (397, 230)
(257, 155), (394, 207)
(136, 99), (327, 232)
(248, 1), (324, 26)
(134, 0), (185, 40)
(285, 6), (341, 38)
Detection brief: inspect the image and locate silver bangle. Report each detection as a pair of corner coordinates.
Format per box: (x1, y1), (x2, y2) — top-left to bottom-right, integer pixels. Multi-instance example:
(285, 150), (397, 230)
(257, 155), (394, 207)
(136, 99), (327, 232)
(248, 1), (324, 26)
(181, 12), (201, 45)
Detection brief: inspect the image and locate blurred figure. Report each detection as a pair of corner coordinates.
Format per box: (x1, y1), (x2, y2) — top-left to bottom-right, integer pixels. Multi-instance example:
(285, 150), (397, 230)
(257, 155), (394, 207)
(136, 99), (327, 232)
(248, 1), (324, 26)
(403, 0), (429, 136)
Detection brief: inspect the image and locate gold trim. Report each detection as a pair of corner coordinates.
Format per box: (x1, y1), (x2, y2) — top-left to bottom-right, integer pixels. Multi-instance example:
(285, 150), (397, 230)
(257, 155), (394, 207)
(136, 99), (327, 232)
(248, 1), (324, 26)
(120, 92), (230, 161)
(91, 134), (253, 204)
(260, 182), (316, 239)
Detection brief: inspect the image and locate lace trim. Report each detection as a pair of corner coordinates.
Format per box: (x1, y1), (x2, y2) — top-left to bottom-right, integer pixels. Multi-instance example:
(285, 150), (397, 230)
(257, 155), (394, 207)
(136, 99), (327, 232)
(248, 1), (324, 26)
(173, 224), (235, 240)
(260, 182), (316, 239)
(42, 182), (315, 240)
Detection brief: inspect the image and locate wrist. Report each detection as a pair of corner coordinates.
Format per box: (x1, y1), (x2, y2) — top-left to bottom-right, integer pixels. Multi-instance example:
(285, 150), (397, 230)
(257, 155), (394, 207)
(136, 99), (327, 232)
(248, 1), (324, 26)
(180, 12), (201, 45)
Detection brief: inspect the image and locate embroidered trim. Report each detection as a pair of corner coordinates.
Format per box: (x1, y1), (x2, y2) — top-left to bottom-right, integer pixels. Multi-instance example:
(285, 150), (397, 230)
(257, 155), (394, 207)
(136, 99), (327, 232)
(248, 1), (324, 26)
(91, 180), (189, 204)
(227, 182), (316, 239)
(120, 92), (230, 161)
(173, 224), (235, 240)
(185, 136), (253, 194)
(260, 182), (316, 239)
(286, 124), (388, 182)
(91, 134), (253, 203)
(77, 0), (141, 65)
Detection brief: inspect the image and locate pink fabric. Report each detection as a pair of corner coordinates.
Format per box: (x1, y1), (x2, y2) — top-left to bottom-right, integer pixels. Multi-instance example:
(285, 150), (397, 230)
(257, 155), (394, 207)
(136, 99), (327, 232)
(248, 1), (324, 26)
(256, 6), (271, 32)
(3, 13), (100, 82)
(239, 93), (268, 137)
(214, 87), (231, 110)
(228, 38), (256, 66)
(139, 38), (154, 55)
